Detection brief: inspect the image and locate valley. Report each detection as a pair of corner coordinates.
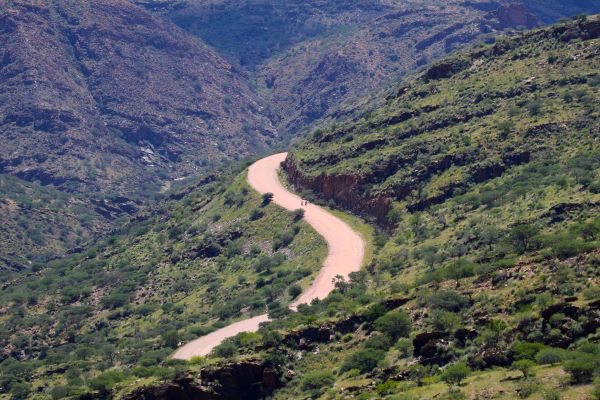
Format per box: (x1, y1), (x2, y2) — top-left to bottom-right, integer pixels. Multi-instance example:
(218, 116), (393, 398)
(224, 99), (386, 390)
(0, 2), (599, 400)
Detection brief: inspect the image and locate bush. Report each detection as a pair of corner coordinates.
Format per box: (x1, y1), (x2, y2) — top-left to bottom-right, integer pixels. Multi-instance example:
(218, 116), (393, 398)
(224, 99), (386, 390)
(441, 362), (470, 386)
(89, 370), (126, 392)
(535, 349), (564, 365)
(374, 311), (411, 340)
(395, 338), (414, 358)
(512, 359), (535, 378)
(249, 208), (264, 221)
(541, 389), (561, 400)
(517, 379), (539, 398)
(261, 193), (274, 206)
(341, 348), (386, 373)
(288, 284), (302, 299)
(292, 209), (305, 221)
(213, 341), (238, 358)
(427, 290), (469, 312)
(50, 386), (71, 400)
(512, 342), (547, 361)
(363, 334), (393, 351)
(528, 99), (543, 116)
(508, 224), (540, 254)
(564, 356), (596, 384)
(300, 370), (335, 396)
(593, 377), (600, 400)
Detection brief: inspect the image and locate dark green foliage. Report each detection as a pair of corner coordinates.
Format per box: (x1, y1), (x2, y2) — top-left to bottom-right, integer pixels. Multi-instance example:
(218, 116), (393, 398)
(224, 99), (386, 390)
(89, 370), (126, 392)
(425, 290), (469, 312)
(441, 362), (471, 386)
(512, 359), (535, 378)
(374, 311), (411, 340)
(288, 284), (302, 299)
(293, 208), (305, 222)
(508, 225), (540, 254)
(261, 192), (274, 206)
(536, 349), (564, 365)
(249, 208), (264, 220)
(213, 341), (239, 358)
(564, 355), (596, 384)
(341, 348), (386, 373)
(300, 370), (335, 397)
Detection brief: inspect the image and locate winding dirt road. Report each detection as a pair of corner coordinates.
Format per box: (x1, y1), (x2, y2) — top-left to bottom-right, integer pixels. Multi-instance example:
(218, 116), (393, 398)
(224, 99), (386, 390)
(172, 152), (365, 359)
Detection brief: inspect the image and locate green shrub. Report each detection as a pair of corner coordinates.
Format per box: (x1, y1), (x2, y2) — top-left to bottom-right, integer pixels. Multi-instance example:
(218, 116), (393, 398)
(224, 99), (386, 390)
(374, 311), (411, 340)
(512, 359), (535, 378)
(426, 290), (469, 312)
(512, 342), (547, 361)
(564, 355), (596, 384)
(363, 334), (393, 351)
(292, 208), (305, 221)
(541, 389), (561, 400)
(441, 362), (470, 386)
(261, 193), (274, 206)
(535, 349), (564, 365)
(288, 284), (302, 299)
(341, 348), (386, 373)
(300, 370), (335, 396)
(89, 369), (126, 392)
(395, 338), (414, 358)
(50, 386), (71, 400)
(592, 377), (600, 399)
(213, 341), (238, 358)
(516, 379), (539, 398)
(249, 208), (264, 220)
(508, 224), (540, 254)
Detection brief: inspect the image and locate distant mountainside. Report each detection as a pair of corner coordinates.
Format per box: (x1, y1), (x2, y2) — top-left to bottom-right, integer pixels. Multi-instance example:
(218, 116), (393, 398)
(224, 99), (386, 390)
(0, 0), (275, 197)
(3, 0), (600, 272)
(1, 14), (600, 400)
(147, 0), (600, 137)
(0, 0), (276, 270)
(286, 15), (600, 224)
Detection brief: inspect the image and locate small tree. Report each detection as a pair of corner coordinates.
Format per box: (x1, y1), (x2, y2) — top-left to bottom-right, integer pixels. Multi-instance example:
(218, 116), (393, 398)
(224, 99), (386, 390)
(374, 311), (411, 340)
(300, 370), (335, 397)
(441, 362), (471, 386)
(508, 224), (539, 254)
(288, 284), (302, 299)
(564, 356), (596, 384)
(512, 359), (535, 378)
(162, 330), (179, 349)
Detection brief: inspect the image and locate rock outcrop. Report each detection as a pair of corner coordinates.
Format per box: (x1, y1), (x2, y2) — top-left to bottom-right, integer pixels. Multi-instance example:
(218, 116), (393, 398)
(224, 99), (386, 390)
(123, 361), (281, 400)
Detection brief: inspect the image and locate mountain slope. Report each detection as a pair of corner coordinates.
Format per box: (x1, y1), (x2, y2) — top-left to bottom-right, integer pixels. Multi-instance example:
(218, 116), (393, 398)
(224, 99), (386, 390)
(150, 0), (600, 138)
(0, 164), (326, 398)
(0, 0), (275, 196)
(121, 16), (600, 400)
(0, 0), (277, 270)
(286, 16), (600, 223)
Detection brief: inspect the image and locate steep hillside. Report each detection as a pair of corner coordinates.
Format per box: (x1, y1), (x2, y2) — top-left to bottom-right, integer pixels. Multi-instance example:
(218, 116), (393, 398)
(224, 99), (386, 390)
(0, 164), (326, 398)
(148, 0), (600, 137)
(0, 0), (276, 269)
(286, 15), (600, 223)
(0, 174), (130, 275)
(0, 0), (275, 196)
(124, 17), (600, 400)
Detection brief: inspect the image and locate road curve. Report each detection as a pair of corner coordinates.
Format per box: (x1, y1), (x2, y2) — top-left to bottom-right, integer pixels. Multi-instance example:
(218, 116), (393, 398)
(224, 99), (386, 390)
(172, 152), (365, 359)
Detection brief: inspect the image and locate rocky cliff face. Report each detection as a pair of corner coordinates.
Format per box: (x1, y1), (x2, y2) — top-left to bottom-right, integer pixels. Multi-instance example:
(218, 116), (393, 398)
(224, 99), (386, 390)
(0, 0), (275, 195)
(122, 361), (281, 400)
(284, 155), (392, 223)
